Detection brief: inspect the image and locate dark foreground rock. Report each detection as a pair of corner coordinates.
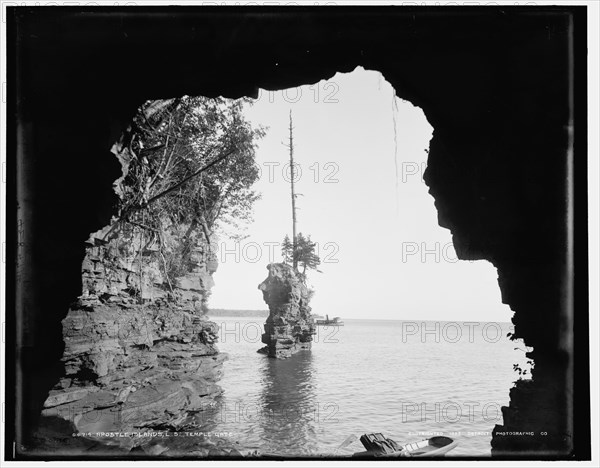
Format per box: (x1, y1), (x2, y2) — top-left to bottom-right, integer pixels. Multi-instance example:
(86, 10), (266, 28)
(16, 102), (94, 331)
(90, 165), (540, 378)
(258, 263), (316, 359)
(27, 415), (260, 458)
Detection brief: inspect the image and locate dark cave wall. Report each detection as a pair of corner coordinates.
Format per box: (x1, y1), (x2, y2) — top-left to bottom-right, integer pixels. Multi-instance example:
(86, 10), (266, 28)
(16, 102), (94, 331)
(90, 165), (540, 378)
(8, 7), (587, 458)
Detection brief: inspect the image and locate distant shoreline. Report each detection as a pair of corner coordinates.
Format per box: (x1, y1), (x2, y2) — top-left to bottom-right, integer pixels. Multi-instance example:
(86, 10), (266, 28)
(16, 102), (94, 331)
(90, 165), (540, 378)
(208, 310), (512, 325)
(209, 308), (269, 317)
(340, 318), (513, 325)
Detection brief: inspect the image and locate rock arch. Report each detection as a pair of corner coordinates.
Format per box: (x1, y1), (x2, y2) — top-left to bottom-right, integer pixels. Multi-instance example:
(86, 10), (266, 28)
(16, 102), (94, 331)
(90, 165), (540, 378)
(8, 6), (587, 458)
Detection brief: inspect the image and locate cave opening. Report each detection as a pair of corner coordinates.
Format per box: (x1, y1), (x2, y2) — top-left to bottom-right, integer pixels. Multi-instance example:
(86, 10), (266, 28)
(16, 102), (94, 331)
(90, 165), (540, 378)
(30, 68), (532, 458)
(202, 68), (532, 456)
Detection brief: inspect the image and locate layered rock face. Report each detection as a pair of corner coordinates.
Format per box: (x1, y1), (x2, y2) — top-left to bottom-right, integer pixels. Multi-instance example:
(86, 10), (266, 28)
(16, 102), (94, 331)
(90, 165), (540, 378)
(40, 225), (226, 443)
(258, 263), (316, 359)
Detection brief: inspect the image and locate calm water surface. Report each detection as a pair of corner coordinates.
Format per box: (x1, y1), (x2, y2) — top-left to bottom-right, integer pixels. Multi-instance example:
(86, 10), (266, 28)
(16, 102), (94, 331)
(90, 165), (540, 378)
(196, 317), (528, 457)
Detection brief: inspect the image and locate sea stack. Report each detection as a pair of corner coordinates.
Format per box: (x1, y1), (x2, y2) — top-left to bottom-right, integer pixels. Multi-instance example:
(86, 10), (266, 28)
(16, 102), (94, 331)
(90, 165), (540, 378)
(258, 263), (316, 358)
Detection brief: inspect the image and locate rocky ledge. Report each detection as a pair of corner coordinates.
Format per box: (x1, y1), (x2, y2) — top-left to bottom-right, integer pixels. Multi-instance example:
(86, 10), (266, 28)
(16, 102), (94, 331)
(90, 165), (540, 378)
(38, 223), (229, 452)
(258, 263), (316, 359)
(41, 299), (225, 436)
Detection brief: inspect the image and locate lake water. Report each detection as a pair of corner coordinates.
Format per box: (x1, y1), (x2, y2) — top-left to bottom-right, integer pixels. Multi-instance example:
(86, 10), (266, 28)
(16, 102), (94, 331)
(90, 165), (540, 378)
(195, 317), (529, 457)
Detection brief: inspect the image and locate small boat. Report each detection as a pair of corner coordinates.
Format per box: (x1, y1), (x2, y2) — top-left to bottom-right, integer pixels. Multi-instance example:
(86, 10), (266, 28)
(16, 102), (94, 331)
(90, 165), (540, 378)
(315, 315), (344, 326)
(353, 433), (457, 458)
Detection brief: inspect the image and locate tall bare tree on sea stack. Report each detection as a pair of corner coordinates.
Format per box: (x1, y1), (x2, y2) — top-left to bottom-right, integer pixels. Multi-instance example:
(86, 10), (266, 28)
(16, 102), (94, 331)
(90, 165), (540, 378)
(258, 110), (319, 358)
(280, 111), (321, 279)
(285, 110), (299, 270)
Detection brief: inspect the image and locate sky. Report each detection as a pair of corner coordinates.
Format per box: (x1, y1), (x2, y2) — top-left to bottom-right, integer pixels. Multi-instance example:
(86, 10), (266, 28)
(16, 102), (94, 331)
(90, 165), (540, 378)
(209, 67), (514, 322)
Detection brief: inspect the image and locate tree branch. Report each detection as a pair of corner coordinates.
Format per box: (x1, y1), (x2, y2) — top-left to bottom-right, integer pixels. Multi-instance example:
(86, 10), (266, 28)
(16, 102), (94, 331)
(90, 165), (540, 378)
(145, 147), (236, 207)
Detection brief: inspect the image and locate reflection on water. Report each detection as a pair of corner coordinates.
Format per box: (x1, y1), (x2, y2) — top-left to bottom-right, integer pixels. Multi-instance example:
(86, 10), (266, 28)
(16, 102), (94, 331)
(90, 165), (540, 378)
(194, 346), (318, 455)
(258, 351), (317, 455)
(208, 318), (527, 457)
